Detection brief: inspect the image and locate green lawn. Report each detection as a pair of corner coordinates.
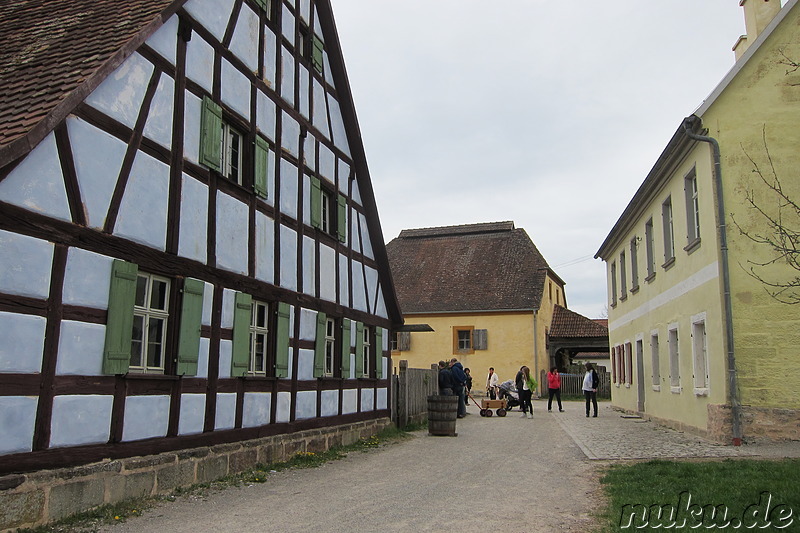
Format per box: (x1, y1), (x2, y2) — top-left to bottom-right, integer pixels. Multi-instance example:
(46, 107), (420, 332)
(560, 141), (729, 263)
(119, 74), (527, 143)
(597, 459), (800, 532)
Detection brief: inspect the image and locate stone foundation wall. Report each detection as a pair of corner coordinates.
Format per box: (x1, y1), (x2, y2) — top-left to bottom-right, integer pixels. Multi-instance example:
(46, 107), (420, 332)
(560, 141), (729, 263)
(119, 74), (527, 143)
(0, 418), (391, 532)
(708, 404), (800, 443)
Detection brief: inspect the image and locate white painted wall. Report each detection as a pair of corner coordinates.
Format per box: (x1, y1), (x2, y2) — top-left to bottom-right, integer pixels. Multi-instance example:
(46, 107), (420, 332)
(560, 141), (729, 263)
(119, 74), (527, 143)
(50, 395), (112, 447)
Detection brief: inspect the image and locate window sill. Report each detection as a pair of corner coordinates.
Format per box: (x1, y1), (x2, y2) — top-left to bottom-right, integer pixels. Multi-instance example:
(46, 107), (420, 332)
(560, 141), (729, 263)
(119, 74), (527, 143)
(630, 284), (640, 294)
(625, 383), (630, 388)
(619, 294), (628, 302)
(615, 383), (621, 388)
(684, 237), (701, 255)
(610, 302), (617, 309)
(652, 385), (661, 392)
(645, 272), (656, 283)
(662, 257), (676, 271)
(125, 372), (174, 380)
(670, 386), (682, 394)
(693, 387), (709, 397)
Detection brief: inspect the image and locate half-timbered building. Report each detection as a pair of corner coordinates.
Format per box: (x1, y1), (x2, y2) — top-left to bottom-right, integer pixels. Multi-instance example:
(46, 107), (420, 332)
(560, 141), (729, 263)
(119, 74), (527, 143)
(0, 0), (401, 477)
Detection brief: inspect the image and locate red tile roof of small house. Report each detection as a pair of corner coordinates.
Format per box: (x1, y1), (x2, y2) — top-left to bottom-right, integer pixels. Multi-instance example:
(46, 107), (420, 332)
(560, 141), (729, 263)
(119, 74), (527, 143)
(550, 305), (609, 338)
(386, 221), (561, 314)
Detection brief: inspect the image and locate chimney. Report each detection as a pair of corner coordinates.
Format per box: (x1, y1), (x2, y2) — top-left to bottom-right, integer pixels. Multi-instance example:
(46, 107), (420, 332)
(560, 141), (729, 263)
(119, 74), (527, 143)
(733, 0), (782, 60)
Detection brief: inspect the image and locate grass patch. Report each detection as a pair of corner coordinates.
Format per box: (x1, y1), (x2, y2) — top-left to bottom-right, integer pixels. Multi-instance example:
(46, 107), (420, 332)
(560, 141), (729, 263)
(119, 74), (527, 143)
(597, 458), (800, 532)
(21, 426), (411, 532)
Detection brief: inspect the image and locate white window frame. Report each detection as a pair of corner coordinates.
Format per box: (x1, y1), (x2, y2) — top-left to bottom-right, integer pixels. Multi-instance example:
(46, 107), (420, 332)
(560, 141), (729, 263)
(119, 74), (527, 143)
(619, 250), (627, 299)
(630, 237), (639, 290)
(650, 330), (661, 391)
(668, 323), (681, 392)
(662, 197), (675, 265)
(131, 273), (170, 374)
(645, 218), (655, 279)
(321, 189), (332, 235)
(249, 300), (269, 375)
(222, 123), (243, 185)
(362, 325), (372, 377)
(624, 341), (632, 387)
(324, 318), (336, 377)
(691, 313), (709, 395)
(610, 261), (617, 306)
(685, 169), (701, 245)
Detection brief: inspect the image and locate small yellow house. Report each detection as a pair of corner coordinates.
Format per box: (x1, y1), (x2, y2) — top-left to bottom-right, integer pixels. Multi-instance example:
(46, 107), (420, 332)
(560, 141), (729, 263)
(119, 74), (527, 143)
(386, 221), (571, 395)
(595, 0), (800, 443)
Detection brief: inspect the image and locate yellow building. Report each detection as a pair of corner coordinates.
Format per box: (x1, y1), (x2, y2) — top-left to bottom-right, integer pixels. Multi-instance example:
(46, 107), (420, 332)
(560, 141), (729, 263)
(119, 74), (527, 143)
(595, 0), (800, 443)
(386, 221), (574, 396)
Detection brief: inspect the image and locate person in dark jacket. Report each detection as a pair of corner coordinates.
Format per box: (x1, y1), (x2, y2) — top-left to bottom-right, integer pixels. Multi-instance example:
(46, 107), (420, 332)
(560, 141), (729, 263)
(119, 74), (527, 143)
(582, 362), (599, 417)
(449, 358), (467, 418)
(438, 360), (456, 395)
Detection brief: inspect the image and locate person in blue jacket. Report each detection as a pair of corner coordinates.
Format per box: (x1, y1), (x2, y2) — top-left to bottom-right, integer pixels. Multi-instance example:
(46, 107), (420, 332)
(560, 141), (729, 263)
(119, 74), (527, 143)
(449, 358), (468, 418)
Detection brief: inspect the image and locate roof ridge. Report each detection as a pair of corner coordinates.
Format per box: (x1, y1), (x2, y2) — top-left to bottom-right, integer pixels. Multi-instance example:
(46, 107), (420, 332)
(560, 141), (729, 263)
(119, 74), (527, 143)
(397, 221), (515, 239)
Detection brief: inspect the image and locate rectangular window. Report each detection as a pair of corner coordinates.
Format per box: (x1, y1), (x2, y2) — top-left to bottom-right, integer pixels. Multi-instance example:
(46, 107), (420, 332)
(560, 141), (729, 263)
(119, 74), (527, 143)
(692, 319), (708, 392)
(249, 301), (269, 374)
(618, 345), (626, 384)
(630, 237), (639, 290)
(645, 218), (655, 279)
(321, 188), (332, 235)
(662, 197), (675, 265)
(668, 326), (680, 391)
(611, 347), (617, 384)
(625, 342), (633, 385)
(362, 326), (372, 377)
(685, 169), (701, 246)
(650, 332), (660, 388)
(453, 326), (474, 354)
(619, 251), (627, 299)
(324, 318), (336, 377)
(222, 123), (243, 184)
(610, 262), (617, 306)
(254, 0), (273, 20)
(131, 273), (170, 373)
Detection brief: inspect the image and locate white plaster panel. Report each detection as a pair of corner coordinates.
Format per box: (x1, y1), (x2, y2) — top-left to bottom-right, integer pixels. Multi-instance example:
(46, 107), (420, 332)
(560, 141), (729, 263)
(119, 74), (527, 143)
(178, 174), (209, 263)
(256, 91), (277, 142)
(337, 160), (350, 195)
(360, 214), (374, 259)
(350, 175), (362, 205)
(323, 49), (333, 86)
(86, 53), (153, 129)
(184, 92), (202, 164)
(281, 4), (294, 41)
(298, 65), (310, 119)
(0, 312), (45, 373)
(178, 393), (206, 435)
(299, 0), (310, 22)
(243, 392), (272, 428)
(319, 243), (336, 303)
(215, 191), (249, 274)
(215, 392), (236, 430)
(365, 266), (379, 315)
(115, 151), (169, 250)
(0, 230), (53, 299)
(302, 235), (315, 297)
(0, 133), (70, 222)
(342, 389), (357, 415)
(275, 391), (291, 423)
(280, 45), (294, 107)
(183, 0), (235, 42)
(221, 289), (235, 328)
(361, 388), (374, 412)
(255, 211), (275, 284)
(327, 97), (350, 157)
(297, 348), (314, 381)
(352, 262), (367, 312)
(295, 390), (316, 420)
(197, 337), (210, 378)
(312, 80), (330, 140)
(221, 59), (251, 121)
(50, 395), (112, 448)
(146, 15), (179, 65)
(279, 225), (297, 292)
(202, 284), (213, 327)
(313, 13), (322, 46)
(56, 321), (105, 376)
(318, 144), (335, 184)
(321, 390), (338, 418)
(122, 395), (170, 441)
(282, 113), (300, 159)
(338, 253), (349, 307)
(63, 244), (113, 311)
(375, 286), (388, 320)
(218, 339), (232, 379)
(263, 27), (277, 88)
(349, 213), (360, 255)
(299, 308), (317, 341)
(0, 397), (37, 454)
(185, 35), (214, 93)
(143, 73), (175, 149)
(279, 158), (298, 219)
(67, 117), (127, 229)
(377, 386), (387, 410)
(302, 173), (311, 227)
(304, 135), (316, 172)
(230, 4), (259, 72)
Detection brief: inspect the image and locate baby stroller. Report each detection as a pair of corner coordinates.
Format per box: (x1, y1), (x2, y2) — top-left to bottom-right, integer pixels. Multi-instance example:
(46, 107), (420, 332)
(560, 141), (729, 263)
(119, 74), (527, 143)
(497, 380), (520, 411)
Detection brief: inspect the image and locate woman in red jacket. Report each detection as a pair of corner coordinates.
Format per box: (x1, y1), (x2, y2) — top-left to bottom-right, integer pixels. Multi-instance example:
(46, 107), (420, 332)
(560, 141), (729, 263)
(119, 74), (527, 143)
(547, 367), (564, 412)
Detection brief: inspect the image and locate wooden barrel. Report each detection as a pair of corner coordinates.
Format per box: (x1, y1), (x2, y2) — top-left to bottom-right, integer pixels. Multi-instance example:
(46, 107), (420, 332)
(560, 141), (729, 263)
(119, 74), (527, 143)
(427, 395), (458, 436)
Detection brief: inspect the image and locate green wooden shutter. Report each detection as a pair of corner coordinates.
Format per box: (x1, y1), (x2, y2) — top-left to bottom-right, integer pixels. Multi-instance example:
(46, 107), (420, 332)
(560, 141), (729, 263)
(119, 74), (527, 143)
(254, 136), (269, 198)
(311, 35), (324, 73)
(375, 328), (384, 379)
(103, 260), (138, 375)
(177, 278), (205, 376)
(314, 311), (327, 378)
(275, 302), (291, 377)
(231, 292), (252, 377)
(200, 96), (222, 171)
(254, 0), (268, 10)
(354, 321), (364, 377)
(337, 194), (347, 243)
(340, 319), (351, 377)
(310, 177), (322, 229)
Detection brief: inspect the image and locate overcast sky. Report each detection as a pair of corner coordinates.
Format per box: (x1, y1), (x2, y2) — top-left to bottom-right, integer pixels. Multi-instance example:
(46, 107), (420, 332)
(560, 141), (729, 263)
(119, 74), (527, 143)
(330, 1), (755, 319)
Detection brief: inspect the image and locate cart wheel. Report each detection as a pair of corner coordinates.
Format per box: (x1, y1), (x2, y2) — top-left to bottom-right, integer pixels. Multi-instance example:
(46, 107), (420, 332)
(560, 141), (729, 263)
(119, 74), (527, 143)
(497, 408), (507, 417)
(479, 409), (487, 417)
(485, 409), (493, 417)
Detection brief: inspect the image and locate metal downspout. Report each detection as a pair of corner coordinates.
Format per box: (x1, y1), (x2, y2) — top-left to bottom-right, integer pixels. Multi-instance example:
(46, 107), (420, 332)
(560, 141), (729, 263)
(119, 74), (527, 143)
(682, 115), (743, 446)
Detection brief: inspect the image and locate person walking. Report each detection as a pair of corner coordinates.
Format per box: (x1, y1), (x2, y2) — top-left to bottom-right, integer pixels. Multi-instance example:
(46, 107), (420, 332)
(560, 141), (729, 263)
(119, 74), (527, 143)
(519, 366), (536, 419)
(547, 367), (564, 412)
(464, 368), (473, 398)
(438, 360), (456, 396)
(486, 367), (499, 400)
(583, 362), (599, 417)
(449, 358), (468, 418)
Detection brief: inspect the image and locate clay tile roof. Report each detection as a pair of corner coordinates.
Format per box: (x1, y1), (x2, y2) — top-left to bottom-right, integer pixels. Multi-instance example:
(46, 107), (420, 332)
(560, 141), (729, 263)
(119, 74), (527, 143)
(550, 305), (609, 338)
(386, 221), (555, 314)
(0, 0), (173, 157)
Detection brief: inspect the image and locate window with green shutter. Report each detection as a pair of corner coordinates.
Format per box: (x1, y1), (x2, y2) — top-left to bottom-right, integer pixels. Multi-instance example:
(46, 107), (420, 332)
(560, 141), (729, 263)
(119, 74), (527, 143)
(314, 312), (328, 378)
(310, 177), (322, 229)
(231, 292), (253, 377)
(275, 302), (291, 377)
(375, 328), (383, 379)
(340, 318), (351, 376)
(200, 96), (222, 171)
(337, 194), (347, 243)
(254, 136), (269, 198)
(176, 278), (205, 376)
(103, 260), (139, 375)
(354, 321), (364, 377)
(311, 35), (324, 73)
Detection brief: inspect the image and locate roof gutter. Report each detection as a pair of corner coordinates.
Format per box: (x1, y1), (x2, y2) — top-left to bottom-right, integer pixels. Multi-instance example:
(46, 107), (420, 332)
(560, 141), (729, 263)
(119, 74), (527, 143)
(682, 115), (742, 446)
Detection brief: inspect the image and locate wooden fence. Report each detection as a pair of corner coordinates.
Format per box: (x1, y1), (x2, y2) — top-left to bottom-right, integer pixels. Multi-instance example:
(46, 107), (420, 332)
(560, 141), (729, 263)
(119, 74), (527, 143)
(539, 371), (611, 399)
(391, 360), (438, 429)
